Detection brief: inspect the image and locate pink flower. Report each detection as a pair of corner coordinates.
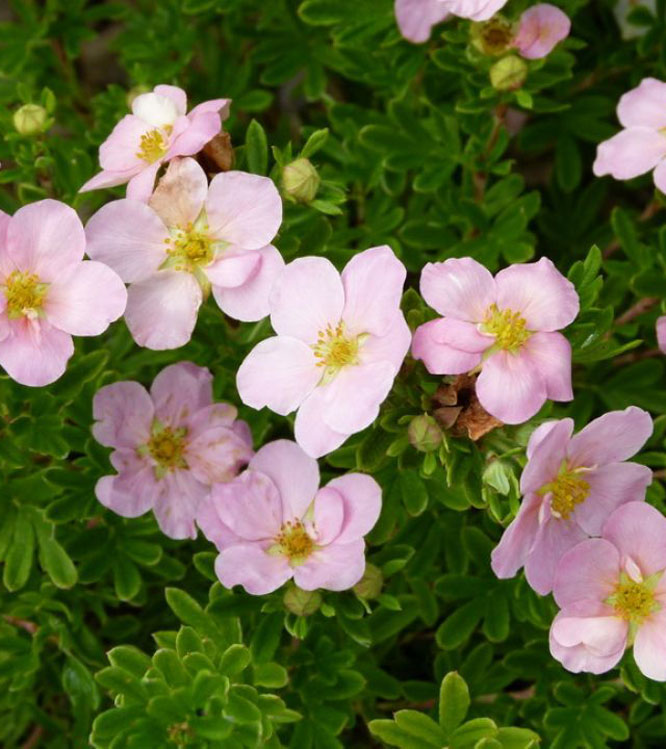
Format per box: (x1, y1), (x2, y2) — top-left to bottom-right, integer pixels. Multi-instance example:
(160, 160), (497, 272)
(514, 4), (571, 59)
(236, 246), (411, 458)
(0, 200), (126, 387)
(80, 84), (230, 202)
(491, 407), (653, 595)
(394, 0), (509, 42)
(92, 361), (253, 540)
(412, 257), (579, 424)
(85, 158), (284, 349)
(197, 440), (381, 595)
(657, 316), (666, 353)
(593, 78), (666, 192)
(550, 502), (666, 680)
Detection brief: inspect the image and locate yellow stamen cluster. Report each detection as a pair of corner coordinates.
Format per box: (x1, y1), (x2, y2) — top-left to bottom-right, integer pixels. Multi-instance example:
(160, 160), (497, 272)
(144, 424), (188, 479)
(4, 271), (48, 319)
(275, 520), (315, 564)
(544, 469), (590, 520)
(166, 222), (214, 270)
(482, 304), (530, 352)
(313, 322), (359, 370)
(473, 18), (515, 56)
(611, 579), (657, 623)
(136, 127), (171, 164)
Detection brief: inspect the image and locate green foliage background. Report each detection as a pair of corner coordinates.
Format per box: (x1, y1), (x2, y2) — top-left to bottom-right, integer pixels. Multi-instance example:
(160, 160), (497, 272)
(1, 0), (666, 746)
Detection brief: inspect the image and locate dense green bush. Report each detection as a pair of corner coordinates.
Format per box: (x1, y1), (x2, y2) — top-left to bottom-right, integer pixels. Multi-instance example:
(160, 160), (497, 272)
(2, 0), (666, 746)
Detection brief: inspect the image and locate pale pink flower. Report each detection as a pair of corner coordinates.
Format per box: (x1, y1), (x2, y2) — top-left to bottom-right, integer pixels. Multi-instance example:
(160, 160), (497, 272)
(236, 246), (411, 458)
(412, 257), (579, 424)
(85, 158), (284, 350)
(491, 407), (653, 595)
(593, 78), (666, 192)
(197, 440), (381, 595)
(514, 4), (571, 59)
(394, 0), (509, 42)
(92, 362), (253, 540)
(657, 316), (666, 353)
(0, 200), (126, 387)
(80, 84), (230, 202)
(550, 502), (666, 680)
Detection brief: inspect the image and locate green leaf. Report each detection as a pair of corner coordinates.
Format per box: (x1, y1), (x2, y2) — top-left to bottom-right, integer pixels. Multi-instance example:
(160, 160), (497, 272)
(450, 718), (498, 748)
(439, 671), (470, 737)
(3, 509), (34, 591)
(39, 535), (78, 588)
(219, 644), (251, 676)
(368, 719), (429, 749)
(394, 710), (446, 746)
(246, 119), (268, 175)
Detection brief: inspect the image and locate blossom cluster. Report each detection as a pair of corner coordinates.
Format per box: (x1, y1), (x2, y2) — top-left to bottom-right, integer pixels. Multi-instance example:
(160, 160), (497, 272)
(3, 62), (666, 685)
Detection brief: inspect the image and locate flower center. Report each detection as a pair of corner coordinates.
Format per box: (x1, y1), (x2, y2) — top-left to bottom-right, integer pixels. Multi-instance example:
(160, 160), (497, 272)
(140, 423), (188, 479)
(482, 304), (530, 352)
(473, 18), (515, 56)
(610, 579), (658, 623)
(136, 126), (171, 164)
(167, 223), (214, 269)
(313, 322), (360, 370)
(540, 467), (590, 520)
(275, 520), (315, 565)
(4, 271), (48, 319)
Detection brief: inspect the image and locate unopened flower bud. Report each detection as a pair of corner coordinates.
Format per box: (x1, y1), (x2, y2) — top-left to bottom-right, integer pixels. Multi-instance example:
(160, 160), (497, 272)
(283, 585), (322, 616)
(13, 104), (48, 136)
(282, 158), (320, 203)
(489, 56), (528, 91)
(471, 17), (515, 56)
(353, 563), (383, 600)
(408, 414), (442, 453)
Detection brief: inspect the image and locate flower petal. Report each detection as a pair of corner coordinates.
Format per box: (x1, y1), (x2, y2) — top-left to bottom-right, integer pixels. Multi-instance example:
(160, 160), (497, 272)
(169, 111), (222, 158)
(148, 157), (207, 227)
(85, 199), (169, 283)
(236, 336), (321, 415)
(211, 471), (283, 541)
(324, 473), (382, 545)
(552, 538), (620, 608)
(7, 200), (86, 280)
(249, 439), (320, 521)
(602, 501), (666, 577)
(124, 271), (202, 350)
(214, 544), (292, 595)
(92, 381), (154, 449)
(658, 315), (666, 353)
(617, 77), (666, 129)
(95, 461), (158, 519)
(593, 127), (666, 180)
(522, 331), (573, 401)
(420, 258), (496, 321)
(411, 319), (484, 375)
(567, 406), (653, 466)
(293, 539), (366, 591)
(514, 4), (571, 60)
(491, 492), (542, 579)
(310, 486), (345, 546)
(153, 470), (207, 540)
(476, 350), (547, 424)
(151, 361), (213, 425)
(294, 388), (350, 458)
(152, 85), (187, 116)
(495, 257), (579, 332)
(525, 514), (588, 595)
(520, 418), (573, 494)
(341, 245), (406, 336)
(360, 314), (412, 371)
(0, 319), (73, 387)
(44, 260), (127, 336)
(206, 171), (282, 250)
(212, 244), (285, 322)
(394, 0), (449, 43)
(269, 256), (345, 343)
(186, 426), (253, 485)
(98, 115), (151, 171)
(574, 462), (652, 536)
(527, 420), (564, 460)
(633, 609), (666, 681)
(126, 162), (162, 203)
(205, 251), (259, 289)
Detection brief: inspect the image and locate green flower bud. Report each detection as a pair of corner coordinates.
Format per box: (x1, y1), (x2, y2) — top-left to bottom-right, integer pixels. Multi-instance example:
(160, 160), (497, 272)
(353, 563), (383, 600)
(283, 585), (322, 616)
(489, 55), (528, 91)
(471, 17), (515, 57)
(13, 104), (48, 136)
(408, 414), (442, 453)
(282, 158), (320, 203)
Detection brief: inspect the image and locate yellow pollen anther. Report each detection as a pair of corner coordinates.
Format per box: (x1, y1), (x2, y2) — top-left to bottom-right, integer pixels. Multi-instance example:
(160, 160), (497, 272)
(313, 322), (360, 370)
(167, 222), (213, 267)
(482, 304), (530, 352)
(611, 579), (657, 623)
(136, 127), (171, 163)
(143, 424), (188, 479)
(275, 520), (314, 564)
(540, 467), (590, 520)
(4, 271), (48, 319)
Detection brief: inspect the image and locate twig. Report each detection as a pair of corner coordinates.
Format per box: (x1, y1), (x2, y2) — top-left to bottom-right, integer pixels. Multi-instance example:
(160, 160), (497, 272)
(615, 297), (659, 327)
(21, 725), (43, 749)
